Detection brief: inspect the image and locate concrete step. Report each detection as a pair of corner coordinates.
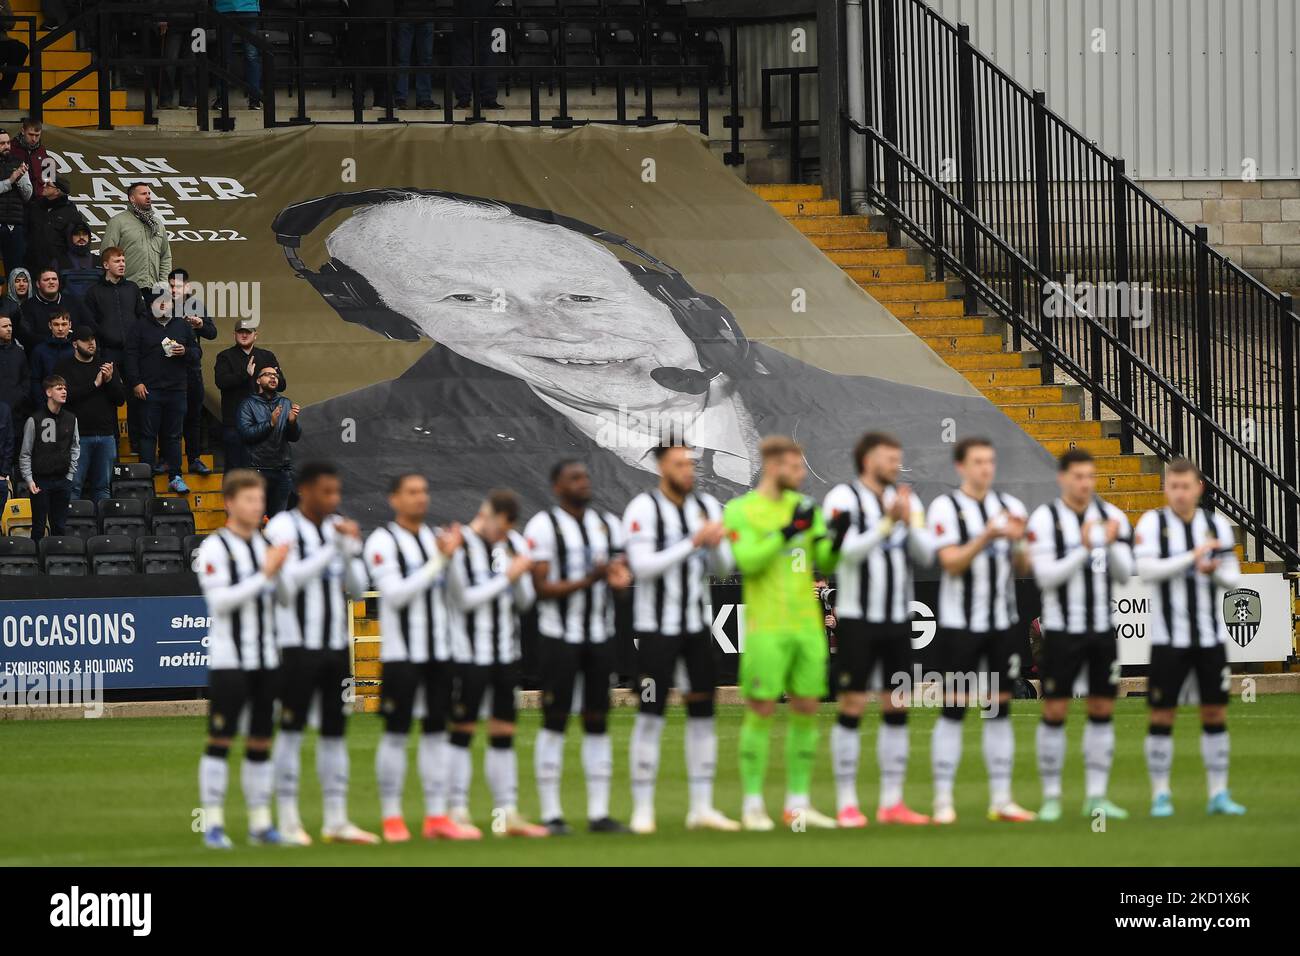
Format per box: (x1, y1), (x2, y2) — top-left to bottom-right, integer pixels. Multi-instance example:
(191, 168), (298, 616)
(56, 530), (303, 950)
(32, 51), (92, 71)
(1097, 473), (1164, 492)
(1093, 455), (1145, 474)
(945, 352), (1026, 371)
(843, 264), (928, 283)
(886, 298), (966, 318)
(750, 183), (822, 201)
(16, 89), (128, 111)
(856, 281), (948, 301)
(788, 215), (884, 235)
(1023, 420), (1103, 439)
(920, 333), (1004, 354)
(1103, 490), (1169, 511)
(901, 317), (988, 335)
(1041, 437), (1122, 455)
(14, 70), (97, 92)
(153, 471), (222, 494)
(825, 248), (911, 267)
(999, 403), (1081, 423)
(805, 231), (890, 250)
(766, 198), (840, 216)
(963, 369), (1043, 388)
(34, 108), (144, 128)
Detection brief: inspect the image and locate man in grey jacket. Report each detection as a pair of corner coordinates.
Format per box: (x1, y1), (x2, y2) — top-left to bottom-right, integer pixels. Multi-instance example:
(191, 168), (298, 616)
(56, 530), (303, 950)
(237, 364), (300, 517)
(100, 183), (172, 290)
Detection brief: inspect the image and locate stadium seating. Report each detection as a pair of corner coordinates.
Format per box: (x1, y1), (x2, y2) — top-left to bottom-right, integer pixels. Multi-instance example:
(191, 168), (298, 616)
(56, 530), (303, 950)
(38, 537), (89, 576)
(87, 535), (139, 576)
(1, 497), (32, 537)
(0, 536), (39, 575)
(136, 536), (186, 575)
(64, 500), (99, 541)
(148, 497), (196, 538)
(110, 463), (154, 503)
(98, 499), (148, 539)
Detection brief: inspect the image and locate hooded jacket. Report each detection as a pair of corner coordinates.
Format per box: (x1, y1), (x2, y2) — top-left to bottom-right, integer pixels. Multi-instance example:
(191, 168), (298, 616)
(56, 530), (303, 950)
(59, 222), (101, 297)
(26, 179), (88, 275)
(0, 266), (30, 319)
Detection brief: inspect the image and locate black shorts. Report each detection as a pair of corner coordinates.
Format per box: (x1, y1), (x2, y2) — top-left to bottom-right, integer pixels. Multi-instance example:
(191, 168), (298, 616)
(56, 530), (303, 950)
(634, 629), (716, 715)
(1148, 643), (1231, 708)
(834, 618), (913, 694)
(207, 667), (278, 740)
(450, 661), (522, 725)
(278, 647), (352, 736)
(379, 658), (454, 735)
(938, 627), (1023, 702)
(1040, 630), (1118, 700)
(538, 638), (614, 723)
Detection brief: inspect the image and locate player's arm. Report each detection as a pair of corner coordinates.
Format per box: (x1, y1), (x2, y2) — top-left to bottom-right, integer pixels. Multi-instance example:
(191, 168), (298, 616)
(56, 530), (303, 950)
(524, 514), (599, 599)
(811, 505), (839, 574)
(198, 541), (280, 613)
(904, 493), (935, 567)
(1027, 506), (1089, 589)
(824, 485), (886, 563)
(1133, 511), (1199, 582)
(364, 530), (449, 608)
(929, 497), (994, 576)
(622, 496), (696, 580)
(722, 498), (789, 575)
(1209, 516), (1242, 589)
(267, 515), (337, 600)
(452, 555), (516, 612)
(1106, 508), (1135, 583)
(507, 532), (536, 611)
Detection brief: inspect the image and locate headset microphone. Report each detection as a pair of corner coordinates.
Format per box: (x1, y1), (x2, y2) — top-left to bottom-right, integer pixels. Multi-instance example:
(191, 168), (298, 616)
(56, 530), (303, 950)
(650, 366), (713, 394)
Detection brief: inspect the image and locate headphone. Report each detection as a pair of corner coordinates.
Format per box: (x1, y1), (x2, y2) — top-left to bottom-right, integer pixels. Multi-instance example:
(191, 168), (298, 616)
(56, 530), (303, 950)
(271, 187), (753, 395)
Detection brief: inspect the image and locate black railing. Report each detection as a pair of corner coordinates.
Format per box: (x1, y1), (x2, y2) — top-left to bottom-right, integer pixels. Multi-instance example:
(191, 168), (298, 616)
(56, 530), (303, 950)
(760, 66), (817, 184)
(847, 0), (1300, 565)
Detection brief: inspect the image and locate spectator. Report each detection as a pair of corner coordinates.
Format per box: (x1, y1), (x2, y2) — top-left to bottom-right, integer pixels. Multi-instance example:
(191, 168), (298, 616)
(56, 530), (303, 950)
(25, 177), (86, 275)
(0, 129), (31, 273)
(344, 0), (396, 110)
(58, 221), (100, 297)
(158, 6), (198, 109)
(0, 397), (9, 514)
(81, 246), (146, 364)
(0, 6), (29, 106)
(452, 0), (502, 110)
(0, 265), (30, 319)
(152, 268), (215, 475)
(0, 312), (25, 469)
(237, 365), (299, 516)
(56, 325), (124, 502)
(213, 0), (262, 110)
(16, 266), (84, 352)
(28, 308), (73, 406)
(9, 117), (48, 198)
(395, 1), (437, 109)
(124, 286), (195, 494)
(40, 1), (66, 31)
(214, 320), (285, 470)
(100, 183), (172, 290)
(19, 373), (79, 541)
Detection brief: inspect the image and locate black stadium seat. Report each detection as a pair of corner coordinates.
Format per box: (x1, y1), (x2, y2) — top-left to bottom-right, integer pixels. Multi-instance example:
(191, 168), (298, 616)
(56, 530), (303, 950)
(111, 462), (154, 503)
(149, 497), (196, 538)
(183, 533), (208, 572)
(0, 536), (39, 575)
(64, 500), (99, 540)
(98, 498), (147, 539)
(39, 536), (88, 576)
(136, 536), (185, 574)
(88, 535), (138, 575)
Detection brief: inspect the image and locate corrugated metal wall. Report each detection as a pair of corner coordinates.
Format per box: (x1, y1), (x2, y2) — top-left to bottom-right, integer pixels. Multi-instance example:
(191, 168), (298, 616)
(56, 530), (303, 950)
(735, 19), (819, 121)
(928, 0), (1300, 179)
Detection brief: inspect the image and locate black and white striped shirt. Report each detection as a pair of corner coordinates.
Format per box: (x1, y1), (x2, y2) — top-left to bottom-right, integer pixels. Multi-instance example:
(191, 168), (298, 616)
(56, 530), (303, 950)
(363, 522), (451, 664)
(1134, 507), (1241, 648)
(622, 489), (731, 636)
(197, 527), (279, 672)
(927, 488), (1027, 632)
(523, 506), (623, 644)
(265, 509), (368, 652)
(447, 526), (535, 666)
(1028, 497), (1134, 634)
(823, 481), (931, 623)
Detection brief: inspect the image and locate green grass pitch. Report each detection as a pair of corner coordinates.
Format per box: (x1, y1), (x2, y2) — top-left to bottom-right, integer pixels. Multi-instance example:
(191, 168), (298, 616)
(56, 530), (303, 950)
(3, 697), (1298, 866)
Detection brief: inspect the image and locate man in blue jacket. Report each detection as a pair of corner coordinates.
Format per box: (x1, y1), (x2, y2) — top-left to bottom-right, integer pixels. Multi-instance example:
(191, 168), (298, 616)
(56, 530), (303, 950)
(237, 364), (300, 516)
(28, 308), (73, 407)
(124, 294), (196, 494)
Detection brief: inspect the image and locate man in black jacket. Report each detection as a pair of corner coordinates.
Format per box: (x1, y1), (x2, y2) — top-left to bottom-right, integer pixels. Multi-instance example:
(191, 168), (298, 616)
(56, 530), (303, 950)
(58, 221), (100, 298)
(19, 373), (79, 541)
(0, 311), (24, 479)
(0, 128), (31, 276)
(213, 320), (285, 471)
(152, 268), (216, 475)
(81, 246), (146, 364)
(16, 266), (84, 352)
(25, 177), (86, 275)
(124, 297), (195, 494)
(55, 325), (125, 502)
(237, 365), (300, 517)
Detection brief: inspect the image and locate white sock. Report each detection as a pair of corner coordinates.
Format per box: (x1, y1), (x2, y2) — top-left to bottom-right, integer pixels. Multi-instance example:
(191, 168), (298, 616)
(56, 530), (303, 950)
(742, 793), (766, 815)
(582, 732), (613, 822)
(448, 737), (473, 813)
(629, 713), (665, 816)
(317, 736), (349, 831)
(931, 715), (963, 809)
(1036, 720), (1066, 800)
(485, 739), (517, 811)
(1145, 730), (1174, 798)
(1201, 727), (1230, 797)
(1083, 718), (1115, 800)
(272, 729), (304, 830)
(375, 731), (408, 820)
(199, 752), (228, 830)
(982, 716), (1014, 808)
(418, 731), (449, 817)
(830, 718), (861, 813)
(241, 755), (274, 833)
(685, 716), (717, 814)
(877, 718), (910, 809)
(534, 728), (565, 822)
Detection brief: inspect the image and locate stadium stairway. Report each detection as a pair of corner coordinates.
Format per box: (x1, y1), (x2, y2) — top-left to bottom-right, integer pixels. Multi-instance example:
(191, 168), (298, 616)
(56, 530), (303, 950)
(113, 403), (223, 529)
(7, 0), (143, 127)
(751, 183), (1275, 575)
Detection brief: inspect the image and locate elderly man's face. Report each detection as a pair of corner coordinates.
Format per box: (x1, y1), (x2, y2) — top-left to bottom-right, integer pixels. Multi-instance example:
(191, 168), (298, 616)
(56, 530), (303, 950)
(330, 203), (703, 412)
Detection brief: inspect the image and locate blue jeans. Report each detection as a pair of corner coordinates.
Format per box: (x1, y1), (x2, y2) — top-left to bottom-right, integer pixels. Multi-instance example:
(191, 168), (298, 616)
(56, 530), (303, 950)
(141, 388), (186, 480)
(220, 13), (261, 100)
(258, 467), (293, 518)
(396, 21), (435, 102)
(73, 434), (117, 502)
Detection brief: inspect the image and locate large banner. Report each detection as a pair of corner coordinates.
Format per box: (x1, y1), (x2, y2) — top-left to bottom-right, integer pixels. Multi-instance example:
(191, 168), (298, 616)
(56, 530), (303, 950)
(42, 124), (1059, 524)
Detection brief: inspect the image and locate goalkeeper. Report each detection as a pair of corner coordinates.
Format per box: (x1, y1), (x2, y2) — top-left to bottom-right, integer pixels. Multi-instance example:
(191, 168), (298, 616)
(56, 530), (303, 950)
(723, 435), (842, 831)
